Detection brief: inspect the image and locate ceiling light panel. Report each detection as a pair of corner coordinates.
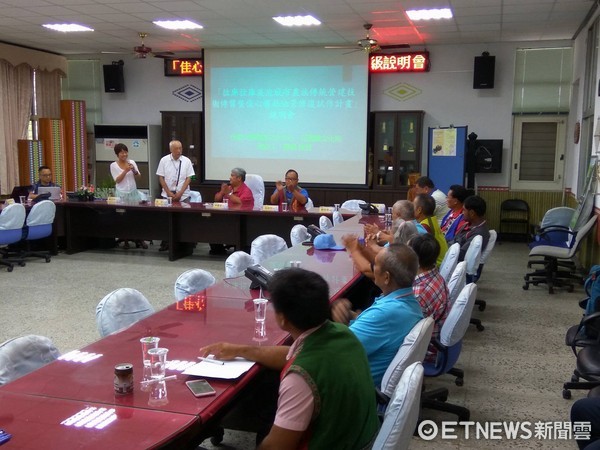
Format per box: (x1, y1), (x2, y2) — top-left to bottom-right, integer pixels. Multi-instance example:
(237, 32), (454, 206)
(406, 8), (453, 21)
(153, 20), (203, 30)
(273, 15), (321, 26)
(43, 24), (94, 32)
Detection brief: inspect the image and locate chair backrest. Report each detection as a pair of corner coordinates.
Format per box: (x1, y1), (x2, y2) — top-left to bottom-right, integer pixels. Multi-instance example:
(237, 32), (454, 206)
(380, 317), (433, 397)
(188, 190), (203, 203)
(0, 335), (60, 385)
(174, 269), (216, 301)
(304, 197), (314, 209)
(440, 283), (477, 348)
(439, 242), (460, 282)
(464, 234), (483, 277)
(0, 203), (26, 231)
(373, 362), (424, 450)
(540, 207), (575, 229)
(332, 210), (344, 225)
(341, 199), (366, 212)
(225, 251), (255, 278)
(290, 224), (310, 246)
(26, 200), (56, 227)
(567, 215), (598, 258)
(96, 288), (155, 337)
(447, 261), (467, 306)
(319, 215), (333, 231)
(501, 199), (529, 214)
(480, 229), (497, 265)
(251, 234), (288, 263)
(245, 174), (264, 208)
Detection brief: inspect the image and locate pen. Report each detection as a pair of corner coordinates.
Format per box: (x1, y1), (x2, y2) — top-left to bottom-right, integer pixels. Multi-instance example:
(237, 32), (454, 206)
(198, 356), (225, 365)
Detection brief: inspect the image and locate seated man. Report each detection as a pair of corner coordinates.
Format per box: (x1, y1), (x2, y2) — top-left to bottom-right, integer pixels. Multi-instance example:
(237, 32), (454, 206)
(414, 193), (448, 266)
(29, 166), (59, 200)
(331, 244), (424, 387)
(441, 184), (468, 241)
(409, 233), (449, 363)
(451, 195), (490, 261)
(269, 169), (308, 212)
(413, 176), (449, 222)
(215, 167), (255, 208)
(364, 199), (427, 243)
(200, 268), (380, 450)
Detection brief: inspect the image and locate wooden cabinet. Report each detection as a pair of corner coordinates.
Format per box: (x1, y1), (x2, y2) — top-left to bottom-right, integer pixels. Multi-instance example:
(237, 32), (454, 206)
(371, 111), (424, 189)
(160, 111), (202, 184)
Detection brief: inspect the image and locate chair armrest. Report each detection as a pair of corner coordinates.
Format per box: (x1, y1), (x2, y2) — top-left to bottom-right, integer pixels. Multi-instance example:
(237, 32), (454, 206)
(375, 388), (390, 405)
(536, 226), (573, 239)
(582, 312), (600, 327)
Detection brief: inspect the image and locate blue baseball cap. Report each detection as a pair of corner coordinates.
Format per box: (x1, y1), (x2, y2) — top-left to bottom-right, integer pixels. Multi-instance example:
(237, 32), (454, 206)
(313, 234), (345, 251)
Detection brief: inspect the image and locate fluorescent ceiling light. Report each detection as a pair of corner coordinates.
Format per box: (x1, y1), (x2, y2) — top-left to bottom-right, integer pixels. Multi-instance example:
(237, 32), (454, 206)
(273, 15), (321, 26)
(153, 20), (203, 30)
(406, 8), (453, 21)
(43, 24), (93, 32)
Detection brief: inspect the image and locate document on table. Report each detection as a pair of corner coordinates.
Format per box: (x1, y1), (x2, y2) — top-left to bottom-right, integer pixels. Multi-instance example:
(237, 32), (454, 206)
(183, 357), (255, 379)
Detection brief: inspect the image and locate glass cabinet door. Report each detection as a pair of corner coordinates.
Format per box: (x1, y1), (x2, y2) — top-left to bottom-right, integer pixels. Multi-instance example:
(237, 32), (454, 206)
(397, 114), (419, 186)
(373, 113), (396, 187)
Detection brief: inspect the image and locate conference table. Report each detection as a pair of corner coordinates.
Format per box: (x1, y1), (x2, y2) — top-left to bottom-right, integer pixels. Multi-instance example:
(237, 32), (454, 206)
(57, 200), (355, 261)
(0, 214), (376, 449)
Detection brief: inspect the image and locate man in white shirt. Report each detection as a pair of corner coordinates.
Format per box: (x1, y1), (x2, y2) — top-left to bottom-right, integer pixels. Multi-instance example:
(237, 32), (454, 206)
(414, 176), (449, 223)
(156, 140), (195, 202)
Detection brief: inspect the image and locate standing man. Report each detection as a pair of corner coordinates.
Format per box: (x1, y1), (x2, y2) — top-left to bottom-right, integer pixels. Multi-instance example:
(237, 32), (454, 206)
(199, 268), (379, 449)
(414, 176), (449, 223)
(269, 169), (309, 212)
(156, 140), (195, 202)
(214, 167), (254, 208)
(29, 166), (59, 200)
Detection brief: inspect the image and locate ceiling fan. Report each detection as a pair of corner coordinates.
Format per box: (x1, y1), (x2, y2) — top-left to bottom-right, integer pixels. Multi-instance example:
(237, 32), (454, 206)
(326, 23), (410, 54)
(133, 32), (174, 59)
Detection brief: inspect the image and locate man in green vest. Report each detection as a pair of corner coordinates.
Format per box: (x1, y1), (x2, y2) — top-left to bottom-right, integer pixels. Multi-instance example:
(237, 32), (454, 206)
(199, 268), (379, 450)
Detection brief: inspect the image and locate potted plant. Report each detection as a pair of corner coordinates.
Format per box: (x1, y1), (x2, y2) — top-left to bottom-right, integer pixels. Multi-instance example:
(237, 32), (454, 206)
(76, 185), (95, 201)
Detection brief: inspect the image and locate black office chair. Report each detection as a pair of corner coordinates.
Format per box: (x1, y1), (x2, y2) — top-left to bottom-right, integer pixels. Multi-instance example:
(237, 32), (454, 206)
(499, 199), (530, 242)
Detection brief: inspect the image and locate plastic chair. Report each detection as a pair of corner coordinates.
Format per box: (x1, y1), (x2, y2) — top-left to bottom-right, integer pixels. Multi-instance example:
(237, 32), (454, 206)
(174, 269), (216, 301)
(378, 317), (433, 401)
(20, 199), (56, 263)
(0, 335), (60, 385)
(188, 191), (203, 203)
(0, 203), (27, 272)
(225, 250), (255, 278)
(524, 215), (597, 294)
(439, 242), (460, 283)
(447, 261), (467, 307)
(290, 224), (310, 246)
(332, 210), (344, 225)
(421, 283), (477, 421)
(245, 174), (264, 209)
(305, 197), (314, 209)
(499, 199), (530, 242)
(463, 235), (483, 331)
(96, 288), (155, 337)
(319, 215), (333, 231)
(341, 199), (366, 212)
(250, 234), (287, 263)
(372, 362), (424, 450)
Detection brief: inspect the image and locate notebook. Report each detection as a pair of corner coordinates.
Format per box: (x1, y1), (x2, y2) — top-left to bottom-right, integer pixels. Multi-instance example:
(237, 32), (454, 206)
(37, 186), (62, 200)
(10, 185), (32, 202)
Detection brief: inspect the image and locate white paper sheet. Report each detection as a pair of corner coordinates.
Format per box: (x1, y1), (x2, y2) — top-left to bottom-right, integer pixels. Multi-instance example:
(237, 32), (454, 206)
(182, 357), (255, 379)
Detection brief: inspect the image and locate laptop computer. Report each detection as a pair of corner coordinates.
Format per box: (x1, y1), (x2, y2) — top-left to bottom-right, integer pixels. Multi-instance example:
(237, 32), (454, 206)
(10, 185), (32, 202)
(37, 186), (62, 200)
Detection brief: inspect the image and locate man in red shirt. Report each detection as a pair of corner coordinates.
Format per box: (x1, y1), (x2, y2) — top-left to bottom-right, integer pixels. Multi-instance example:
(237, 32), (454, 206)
(214, 167), (255, 208)
(409, 233), (449, 363)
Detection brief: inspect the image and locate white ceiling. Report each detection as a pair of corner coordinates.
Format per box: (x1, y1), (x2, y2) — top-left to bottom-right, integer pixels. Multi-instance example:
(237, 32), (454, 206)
(0, 0), (595, 56)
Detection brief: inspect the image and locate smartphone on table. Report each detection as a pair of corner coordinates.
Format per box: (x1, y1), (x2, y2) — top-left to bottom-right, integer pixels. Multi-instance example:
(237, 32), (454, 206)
(186, 379), (216, 397)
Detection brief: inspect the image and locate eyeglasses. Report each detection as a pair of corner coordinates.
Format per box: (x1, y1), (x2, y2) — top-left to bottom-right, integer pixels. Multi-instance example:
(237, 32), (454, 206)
(285, 177), (297, 181)
(40, 173), (52, 177)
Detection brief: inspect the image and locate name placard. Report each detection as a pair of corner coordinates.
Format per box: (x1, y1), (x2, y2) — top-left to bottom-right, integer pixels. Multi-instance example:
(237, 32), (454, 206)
(262, 205), (279, 212)
(5, 199), (15, 205)
(319, 206), (334, 213)
(106, 197), (120, 204)
(212, 202), (228, 209)
(154, 199), (169, 207)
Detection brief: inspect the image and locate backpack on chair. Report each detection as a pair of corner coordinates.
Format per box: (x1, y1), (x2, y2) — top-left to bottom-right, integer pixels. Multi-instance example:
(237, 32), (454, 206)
(568, 265), (600, 353)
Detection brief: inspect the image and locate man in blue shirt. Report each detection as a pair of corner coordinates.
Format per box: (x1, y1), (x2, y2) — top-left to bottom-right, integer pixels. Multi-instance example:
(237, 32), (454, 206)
(269, 169), (309, 212)
(331, 243), (424, 387)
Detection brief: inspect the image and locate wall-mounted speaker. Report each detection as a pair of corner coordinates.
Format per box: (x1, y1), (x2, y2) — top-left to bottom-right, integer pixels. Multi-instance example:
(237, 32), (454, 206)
(473, 54), (495, 89)
(103, 64), (125, 93)
(474, 139), (502, 173)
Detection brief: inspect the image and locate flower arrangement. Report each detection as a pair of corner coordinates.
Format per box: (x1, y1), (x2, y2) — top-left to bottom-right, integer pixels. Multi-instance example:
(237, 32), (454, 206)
(76, 185), (95, 201)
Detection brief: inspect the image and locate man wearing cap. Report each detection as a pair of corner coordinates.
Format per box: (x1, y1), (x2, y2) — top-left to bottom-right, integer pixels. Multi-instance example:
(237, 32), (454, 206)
(331, 243), (423, 386)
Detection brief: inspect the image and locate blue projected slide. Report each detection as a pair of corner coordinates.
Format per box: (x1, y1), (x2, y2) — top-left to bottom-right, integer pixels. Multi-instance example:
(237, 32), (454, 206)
(204, 48), (369, 185)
